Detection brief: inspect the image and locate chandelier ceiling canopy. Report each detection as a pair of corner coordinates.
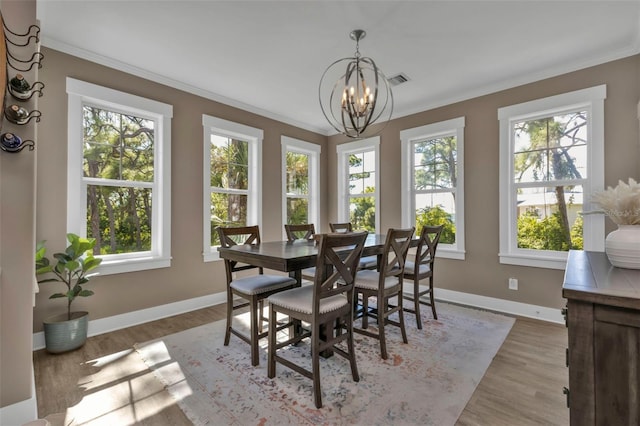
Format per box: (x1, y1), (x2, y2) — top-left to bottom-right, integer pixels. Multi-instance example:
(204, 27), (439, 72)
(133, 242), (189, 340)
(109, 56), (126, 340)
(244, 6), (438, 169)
(319, 29), (394, 139)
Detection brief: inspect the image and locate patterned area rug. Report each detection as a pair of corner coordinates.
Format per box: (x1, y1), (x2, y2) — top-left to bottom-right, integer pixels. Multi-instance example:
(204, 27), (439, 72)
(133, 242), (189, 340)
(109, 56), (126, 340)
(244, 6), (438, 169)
(135, 303), (514, 426)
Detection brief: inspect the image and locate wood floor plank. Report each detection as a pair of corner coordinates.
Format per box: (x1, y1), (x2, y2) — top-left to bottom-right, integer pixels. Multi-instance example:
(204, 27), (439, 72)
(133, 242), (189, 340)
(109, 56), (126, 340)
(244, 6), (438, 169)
(34, 304), (569, 425)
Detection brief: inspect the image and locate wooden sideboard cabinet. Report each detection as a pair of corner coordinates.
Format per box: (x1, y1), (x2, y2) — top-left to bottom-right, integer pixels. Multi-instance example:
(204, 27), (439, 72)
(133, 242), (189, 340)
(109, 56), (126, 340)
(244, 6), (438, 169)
(562, 250), (640, 426)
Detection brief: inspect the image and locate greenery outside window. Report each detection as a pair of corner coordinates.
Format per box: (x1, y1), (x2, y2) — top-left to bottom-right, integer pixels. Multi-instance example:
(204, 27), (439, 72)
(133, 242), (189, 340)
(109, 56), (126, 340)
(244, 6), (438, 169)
(401, 117), (465, 260)
(336, 137), (379, 233)
(498, 85), (606, 269)
(66, 78), (173, 275)
(202, 115), (262, 261)
(281, 136), (321, 234)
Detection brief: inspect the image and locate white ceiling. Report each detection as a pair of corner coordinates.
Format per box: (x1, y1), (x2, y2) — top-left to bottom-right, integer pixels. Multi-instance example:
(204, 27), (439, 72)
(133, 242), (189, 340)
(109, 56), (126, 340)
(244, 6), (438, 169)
(36, 0), (640, 135)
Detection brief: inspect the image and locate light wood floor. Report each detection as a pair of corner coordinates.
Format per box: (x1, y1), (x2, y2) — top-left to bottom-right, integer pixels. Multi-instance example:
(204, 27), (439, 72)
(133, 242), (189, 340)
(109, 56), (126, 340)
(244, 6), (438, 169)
(33, 303), (569, 425)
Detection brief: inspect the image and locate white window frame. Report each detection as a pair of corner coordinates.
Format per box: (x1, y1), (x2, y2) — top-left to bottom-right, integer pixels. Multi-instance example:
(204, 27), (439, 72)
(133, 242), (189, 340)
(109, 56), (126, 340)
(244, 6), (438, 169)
(202, 115), (263, 262)
(498, 85), (606, 270)
(66, 77), (173, 275)
(400, 117), (466, 260)
(281, 136), (321, 236)
(336, 137), (380, 233)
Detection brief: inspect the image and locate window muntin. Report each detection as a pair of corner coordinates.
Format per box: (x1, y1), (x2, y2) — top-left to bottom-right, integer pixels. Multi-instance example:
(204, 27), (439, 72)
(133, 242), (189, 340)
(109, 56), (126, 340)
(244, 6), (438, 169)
(401, 117), (465, 259)
(67, 78), (172, 275)
(499, 85), (605, 269)
(203, 115), (262, 261)
(337, 137), (380, 233)
(281, 136), (321, 233)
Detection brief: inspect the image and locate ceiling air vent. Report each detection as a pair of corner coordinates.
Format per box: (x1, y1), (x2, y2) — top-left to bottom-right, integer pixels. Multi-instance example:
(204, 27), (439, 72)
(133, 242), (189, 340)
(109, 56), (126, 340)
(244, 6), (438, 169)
(387, 73), (410, 87)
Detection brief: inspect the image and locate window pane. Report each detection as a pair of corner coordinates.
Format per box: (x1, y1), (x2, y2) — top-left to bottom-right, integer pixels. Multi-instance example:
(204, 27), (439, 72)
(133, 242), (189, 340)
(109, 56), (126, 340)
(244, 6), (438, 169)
(349, 196), (375, 232)
(516, 185), (584, 251)
(86, 185), (152, 254)
(286, 152), (309, 195)
(287, 197), (308, 225)
(210, 135), (249, 190)
(415, 192), (456, 244)
(210, 192), (247, 246)
(513, 112), (588, 183)
(414, 136), (456, 190)
(83, 106), (154, 182)
(348, 151), (376, 195)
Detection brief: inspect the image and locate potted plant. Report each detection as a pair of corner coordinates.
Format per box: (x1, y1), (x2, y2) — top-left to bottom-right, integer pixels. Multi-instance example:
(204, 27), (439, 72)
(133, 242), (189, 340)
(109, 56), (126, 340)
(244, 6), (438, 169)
(591, 177), (640, 269)
(35, 233), (102, 353)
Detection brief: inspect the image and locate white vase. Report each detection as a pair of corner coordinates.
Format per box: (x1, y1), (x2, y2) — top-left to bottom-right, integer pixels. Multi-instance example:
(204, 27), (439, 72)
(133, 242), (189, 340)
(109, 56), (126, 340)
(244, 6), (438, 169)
(605, 225), (640, 269)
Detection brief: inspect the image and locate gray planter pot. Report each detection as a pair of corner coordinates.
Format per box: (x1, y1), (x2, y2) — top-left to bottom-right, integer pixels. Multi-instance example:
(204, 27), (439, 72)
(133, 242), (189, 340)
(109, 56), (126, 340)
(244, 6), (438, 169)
(43, 311), (89, 353)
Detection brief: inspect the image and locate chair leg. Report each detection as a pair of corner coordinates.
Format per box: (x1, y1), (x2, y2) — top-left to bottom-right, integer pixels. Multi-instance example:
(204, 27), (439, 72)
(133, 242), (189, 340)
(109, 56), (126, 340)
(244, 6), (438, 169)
(397, 292), (408, 344)
(362, 293), (369, 329)
(267, 305), (277, 378)
(346, 315), (360, 382)
(250, 297), (260, 366)
(312, 322), (323, 409)
(224, 290), (233, 346)
(414, 279), (423, 330)
(429, 277), (438, 320)
(378, 295), (388, 360)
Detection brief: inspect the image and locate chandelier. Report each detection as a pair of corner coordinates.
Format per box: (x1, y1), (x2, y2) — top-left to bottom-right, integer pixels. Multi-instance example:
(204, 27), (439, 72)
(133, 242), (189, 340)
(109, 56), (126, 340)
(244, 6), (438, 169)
(319, 29), (394, 138)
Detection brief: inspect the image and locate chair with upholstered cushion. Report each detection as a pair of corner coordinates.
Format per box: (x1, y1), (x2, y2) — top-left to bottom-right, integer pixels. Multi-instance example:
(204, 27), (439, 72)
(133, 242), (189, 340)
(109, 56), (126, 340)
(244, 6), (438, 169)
(354, 227), (414, 359)
(284, 223), (316, 280)
(402, 225), (443, 329)
(267, 231), (367, 408)
(329, 222), (377, 270)
(217, 225), (298, 366)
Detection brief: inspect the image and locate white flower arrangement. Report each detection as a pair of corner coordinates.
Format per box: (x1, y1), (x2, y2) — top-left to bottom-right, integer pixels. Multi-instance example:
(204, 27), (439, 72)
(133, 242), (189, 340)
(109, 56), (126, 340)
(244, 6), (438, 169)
(591, 178), (640, 225)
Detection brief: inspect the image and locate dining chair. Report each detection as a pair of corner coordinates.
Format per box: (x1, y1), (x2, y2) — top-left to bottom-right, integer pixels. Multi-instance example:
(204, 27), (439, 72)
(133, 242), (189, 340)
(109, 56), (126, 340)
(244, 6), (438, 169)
(284, 223), (316, 280)
(329, 222), (377, 270)
(354, 227), (414, 359)
(267, 231), (367, 408)
(217, 225), (298, 366)
(402, 225), (443, 329)
(284, 223), (316, 241)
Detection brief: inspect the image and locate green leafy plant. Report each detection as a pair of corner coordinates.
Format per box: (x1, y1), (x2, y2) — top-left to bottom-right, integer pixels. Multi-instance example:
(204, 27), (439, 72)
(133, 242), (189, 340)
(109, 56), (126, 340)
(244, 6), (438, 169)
(35, 233), (103, 320)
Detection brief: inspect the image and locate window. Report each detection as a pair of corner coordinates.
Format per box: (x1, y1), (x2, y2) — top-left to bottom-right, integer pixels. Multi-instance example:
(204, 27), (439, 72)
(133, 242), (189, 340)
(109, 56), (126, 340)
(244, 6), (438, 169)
(336, 137), (379, 233)
(66, 78), (173, 275)
(401, 117), (466, 260)
(281, 136), (321, 233)
(498, 85), (606, 269)
(202, 115), (262, 261)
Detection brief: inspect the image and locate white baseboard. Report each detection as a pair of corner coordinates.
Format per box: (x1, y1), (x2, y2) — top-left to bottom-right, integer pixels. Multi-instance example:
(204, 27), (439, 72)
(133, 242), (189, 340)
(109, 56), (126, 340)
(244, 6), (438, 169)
(0, 366), (38, 426)
(33, 292), (227, 351)
(431, 288), (564, 324)
(33, 288), (564, 351)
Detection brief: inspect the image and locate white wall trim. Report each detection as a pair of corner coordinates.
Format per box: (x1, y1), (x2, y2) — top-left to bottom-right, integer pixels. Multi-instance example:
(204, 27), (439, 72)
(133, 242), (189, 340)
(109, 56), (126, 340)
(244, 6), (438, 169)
(33, 292), (227, 351)
(0, 368), (38, 425)
(428, 288), (564, 324)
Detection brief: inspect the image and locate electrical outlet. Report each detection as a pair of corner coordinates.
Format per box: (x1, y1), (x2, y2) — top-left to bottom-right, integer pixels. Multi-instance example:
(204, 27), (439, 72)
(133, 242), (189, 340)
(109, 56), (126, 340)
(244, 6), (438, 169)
(508, 278), (518, 290)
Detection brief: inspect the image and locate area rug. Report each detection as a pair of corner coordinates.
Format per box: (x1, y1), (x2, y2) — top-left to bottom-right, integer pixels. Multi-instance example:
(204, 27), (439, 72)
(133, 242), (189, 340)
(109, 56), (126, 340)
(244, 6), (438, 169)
(134, 303), (515, 426)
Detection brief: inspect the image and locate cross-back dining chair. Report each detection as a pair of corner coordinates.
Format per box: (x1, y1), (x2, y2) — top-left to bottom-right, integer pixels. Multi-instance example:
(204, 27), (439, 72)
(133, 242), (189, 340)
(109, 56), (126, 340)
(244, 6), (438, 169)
(284, 223), (317, 280)
(354, 227), (414, 359)
(402, 225), (443, 329)
(217, 225), (298, 366)
(284, 223), (316, 241)
(267, 231), (368, 408)
(329, 222), (377, 270)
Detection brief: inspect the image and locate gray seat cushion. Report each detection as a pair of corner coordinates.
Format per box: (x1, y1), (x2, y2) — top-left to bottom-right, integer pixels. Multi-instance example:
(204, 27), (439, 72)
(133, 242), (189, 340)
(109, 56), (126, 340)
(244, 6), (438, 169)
(354, 269), (400, 291)
(230, 274), (296, 295)
(359, 255), (378, 269)
(404, 261), (431, 276)
(268, 286), (348, 315)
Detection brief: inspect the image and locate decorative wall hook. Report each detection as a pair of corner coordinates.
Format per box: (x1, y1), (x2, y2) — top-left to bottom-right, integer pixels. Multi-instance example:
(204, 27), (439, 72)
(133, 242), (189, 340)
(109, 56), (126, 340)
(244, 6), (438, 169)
(0, 132), (34, 153)
(6, 49), (43, 72)
(2, 22), (39, 47)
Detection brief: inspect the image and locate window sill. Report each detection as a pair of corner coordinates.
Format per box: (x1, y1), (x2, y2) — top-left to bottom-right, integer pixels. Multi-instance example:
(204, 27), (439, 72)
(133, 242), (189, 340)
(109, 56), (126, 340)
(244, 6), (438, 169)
(203, 251), (222, 262)
(499, 252), (567, 270)
(436, 248), (466, 260)
(97, 256), (171, 275)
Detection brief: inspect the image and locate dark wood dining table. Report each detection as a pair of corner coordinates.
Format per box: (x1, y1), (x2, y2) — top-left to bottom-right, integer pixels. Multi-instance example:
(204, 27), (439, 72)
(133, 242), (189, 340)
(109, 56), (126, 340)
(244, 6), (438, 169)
(218, 233), (392, 284)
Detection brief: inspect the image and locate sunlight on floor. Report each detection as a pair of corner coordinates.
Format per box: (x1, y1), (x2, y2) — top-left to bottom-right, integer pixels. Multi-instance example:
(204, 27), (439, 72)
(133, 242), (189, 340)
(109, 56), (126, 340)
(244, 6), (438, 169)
(61, 342), (191, 425)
